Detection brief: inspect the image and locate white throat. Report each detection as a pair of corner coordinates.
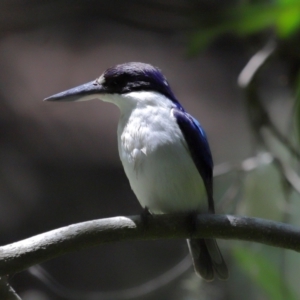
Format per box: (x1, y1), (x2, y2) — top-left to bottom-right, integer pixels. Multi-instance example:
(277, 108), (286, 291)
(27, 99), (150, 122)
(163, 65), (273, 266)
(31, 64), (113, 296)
(98, 91), (175, 114)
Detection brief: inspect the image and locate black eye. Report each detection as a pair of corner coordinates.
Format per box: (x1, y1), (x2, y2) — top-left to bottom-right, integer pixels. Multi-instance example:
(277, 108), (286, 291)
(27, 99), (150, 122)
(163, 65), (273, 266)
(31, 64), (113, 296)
(105, 74), (128, 91)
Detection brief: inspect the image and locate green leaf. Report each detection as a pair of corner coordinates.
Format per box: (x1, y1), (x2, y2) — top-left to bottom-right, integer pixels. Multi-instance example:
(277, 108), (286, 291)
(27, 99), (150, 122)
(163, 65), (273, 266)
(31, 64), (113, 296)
(275, 4), (300, 37)
(234, 5), (278, 35)
(233, 247), (297, 300)
(189, 4), (276, 55)
(189, 2), (300, 54)
(276, 0), (299, 5)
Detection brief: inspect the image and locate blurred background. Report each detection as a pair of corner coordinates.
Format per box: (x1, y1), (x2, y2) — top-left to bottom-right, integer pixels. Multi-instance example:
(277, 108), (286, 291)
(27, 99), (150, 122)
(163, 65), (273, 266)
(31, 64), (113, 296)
(1, 0), (300, 299)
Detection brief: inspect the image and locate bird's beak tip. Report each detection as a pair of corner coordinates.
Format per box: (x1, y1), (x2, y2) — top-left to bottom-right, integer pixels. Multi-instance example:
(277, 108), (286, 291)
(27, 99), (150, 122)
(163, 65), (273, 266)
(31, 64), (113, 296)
(43, 95), (60, 102)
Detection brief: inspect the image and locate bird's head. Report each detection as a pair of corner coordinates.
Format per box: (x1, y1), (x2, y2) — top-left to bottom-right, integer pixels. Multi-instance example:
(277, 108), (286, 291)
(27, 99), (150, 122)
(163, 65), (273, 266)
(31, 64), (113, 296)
(44, 62), (183, 110)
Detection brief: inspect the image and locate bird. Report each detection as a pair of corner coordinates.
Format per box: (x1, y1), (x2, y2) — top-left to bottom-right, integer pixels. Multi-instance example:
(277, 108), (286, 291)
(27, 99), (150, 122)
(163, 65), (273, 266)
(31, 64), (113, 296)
(44, 62), (228, 281)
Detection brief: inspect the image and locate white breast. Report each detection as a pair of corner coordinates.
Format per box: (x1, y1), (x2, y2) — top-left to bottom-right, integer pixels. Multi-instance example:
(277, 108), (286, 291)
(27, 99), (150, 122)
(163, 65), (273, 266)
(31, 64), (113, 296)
(116, 92), (206, 214)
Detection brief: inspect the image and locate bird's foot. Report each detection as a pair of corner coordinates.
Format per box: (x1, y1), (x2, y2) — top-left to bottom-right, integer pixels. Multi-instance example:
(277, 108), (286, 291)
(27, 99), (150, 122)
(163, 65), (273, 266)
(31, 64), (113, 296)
(140, 206), (152, 229)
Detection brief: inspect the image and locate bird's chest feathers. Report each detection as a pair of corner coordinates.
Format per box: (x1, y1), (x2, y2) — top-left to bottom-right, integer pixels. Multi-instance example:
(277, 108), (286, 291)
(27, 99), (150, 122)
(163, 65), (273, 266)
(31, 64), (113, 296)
(117, 106), (205, 213)
(117, 106), (182, 173)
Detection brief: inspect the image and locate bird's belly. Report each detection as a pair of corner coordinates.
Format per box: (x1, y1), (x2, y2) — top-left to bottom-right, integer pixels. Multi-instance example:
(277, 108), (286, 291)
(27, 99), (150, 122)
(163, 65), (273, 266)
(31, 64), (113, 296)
(121, 143), (206, 214)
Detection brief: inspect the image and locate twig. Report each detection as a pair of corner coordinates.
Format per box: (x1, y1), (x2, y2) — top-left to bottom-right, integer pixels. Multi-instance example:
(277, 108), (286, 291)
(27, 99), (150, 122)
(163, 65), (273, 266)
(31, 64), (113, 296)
(272, 155), (300, 195)
(28, 255), (191, 300)
(1, 214), (300, 276)
(214, 152), (273, 177)
(0, 276), (22, 300)
(238, 39), (276, 88)
(238, 38), (300, 160)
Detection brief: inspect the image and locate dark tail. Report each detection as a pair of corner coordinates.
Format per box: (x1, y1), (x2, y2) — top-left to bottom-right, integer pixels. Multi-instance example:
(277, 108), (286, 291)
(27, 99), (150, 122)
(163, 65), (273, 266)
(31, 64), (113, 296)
(187, 238), (229, 281)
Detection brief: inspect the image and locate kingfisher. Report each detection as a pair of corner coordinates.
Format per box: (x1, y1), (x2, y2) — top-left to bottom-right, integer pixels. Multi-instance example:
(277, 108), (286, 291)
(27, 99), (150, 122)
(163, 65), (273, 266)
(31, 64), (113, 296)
(44, 62), (228, 281)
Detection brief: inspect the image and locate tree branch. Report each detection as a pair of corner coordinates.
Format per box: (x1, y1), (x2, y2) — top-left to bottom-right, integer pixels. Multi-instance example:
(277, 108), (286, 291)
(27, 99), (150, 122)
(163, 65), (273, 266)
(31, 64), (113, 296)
(1, 214), (300, 276)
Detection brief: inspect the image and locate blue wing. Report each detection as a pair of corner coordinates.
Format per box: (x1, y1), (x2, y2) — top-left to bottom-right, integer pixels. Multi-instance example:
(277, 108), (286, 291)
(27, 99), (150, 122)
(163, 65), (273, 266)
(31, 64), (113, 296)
(173, 108), (214, 213)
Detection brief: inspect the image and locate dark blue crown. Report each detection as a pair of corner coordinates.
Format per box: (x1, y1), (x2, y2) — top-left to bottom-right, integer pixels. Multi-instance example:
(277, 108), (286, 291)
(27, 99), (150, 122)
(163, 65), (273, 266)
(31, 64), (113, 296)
(102, 62), (184, 110)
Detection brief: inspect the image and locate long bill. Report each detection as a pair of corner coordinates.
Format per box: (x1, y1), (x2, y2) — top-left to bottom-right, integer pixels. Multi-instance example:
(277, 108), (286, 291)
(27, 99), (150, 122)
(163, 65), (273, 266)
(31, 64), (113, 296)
(44, 80), (104, 102)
